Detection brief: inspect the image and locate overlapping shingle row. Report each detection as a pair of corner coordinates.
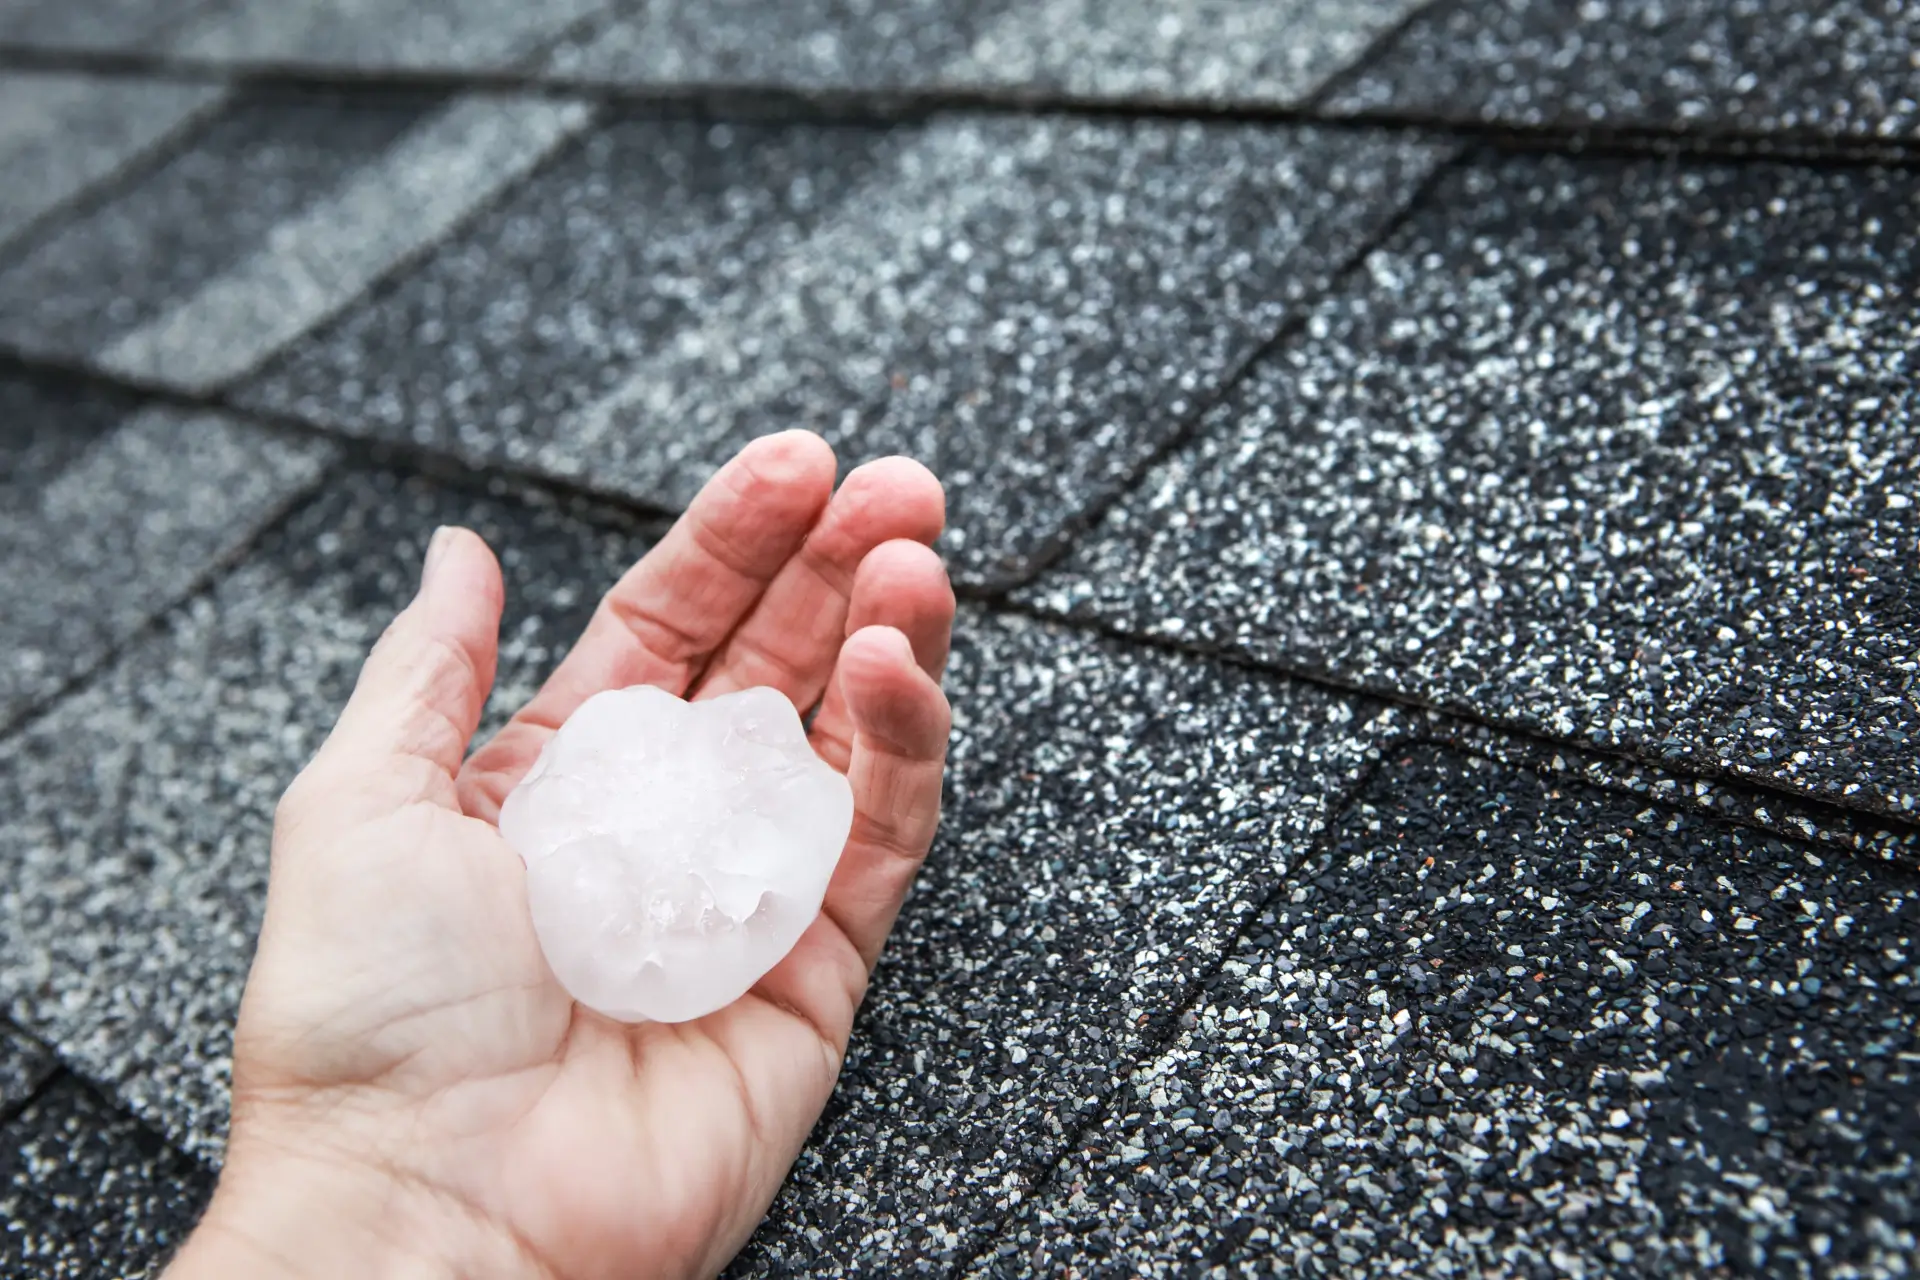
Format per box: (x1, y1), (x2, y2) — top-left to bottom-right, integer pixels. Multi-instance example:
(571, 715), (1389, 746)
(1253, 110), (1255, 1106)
(1, 1), (1915, 1275)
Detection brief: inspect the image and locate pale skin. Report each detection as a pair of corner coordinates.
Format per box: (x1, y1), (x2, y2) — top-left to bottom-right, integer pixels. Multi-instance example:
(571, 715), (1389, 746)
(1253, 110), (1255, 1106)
(166, 431), (956, 1280)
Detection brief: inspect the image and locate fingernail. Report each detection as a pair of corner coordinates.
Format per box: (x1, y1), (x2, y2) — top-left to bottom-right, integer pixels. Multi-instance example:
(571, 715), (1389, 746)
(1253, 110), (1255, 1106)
(420, 526), (453, 587)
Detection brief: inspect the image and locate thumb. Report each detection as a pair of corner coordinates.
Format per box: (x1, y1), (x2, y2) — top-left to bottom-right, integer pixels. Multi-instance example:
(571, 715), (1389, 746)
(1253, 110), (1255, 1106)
(308, 525), (505, 811)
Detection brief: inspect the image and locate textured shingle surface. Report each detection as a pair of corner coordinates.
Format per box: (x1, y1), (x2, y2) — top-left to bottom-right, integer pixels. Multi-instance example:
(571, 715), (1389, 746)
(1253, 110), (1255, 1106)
(0, 374), (332, 725)
(0, 1023), (54, 1113)
(732, 612), (1398, 1274)
(982, 743), (1920, 1277)
(3, 4), (1919, 1275)
(0, 0), (209, 52)
(946, 0), (1427, 105)
(241, 116), (1450, 585)
(1327, 0), (1920, 141)
(0, 72), (226, 251)
(0, 91), (430, 371)
(0, 468), (663, 1157)
(0, 1076), (212, 1279)
(167, 0), (611, 70)
(0, 90), (593, 391)
(546, 0), (1015, 90)
(553, 0), (1424, 106)
(1026, 152), (1920, 822)
(0, 0), (609, 67)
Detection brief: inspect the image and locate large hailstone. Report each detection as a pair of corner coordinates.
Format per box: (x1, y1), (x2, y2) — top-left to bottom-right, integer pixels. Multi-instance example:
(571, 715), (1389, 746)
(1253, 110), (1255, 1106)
(498, 685), (853, 1023)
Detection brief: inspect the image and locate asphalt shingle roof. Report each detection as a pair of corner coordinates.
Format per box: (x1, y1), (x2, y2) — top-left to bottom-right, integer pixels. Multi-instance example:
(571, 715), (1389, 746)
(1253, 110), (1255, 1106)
(1, 2), (1916, 1276)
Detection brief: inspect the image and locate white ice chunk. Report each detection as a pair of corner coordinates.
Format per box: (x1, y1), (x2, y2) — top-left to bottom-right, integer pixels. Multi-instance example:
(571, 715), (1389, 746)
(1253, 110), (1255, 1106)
(498, 685), (853, 1023)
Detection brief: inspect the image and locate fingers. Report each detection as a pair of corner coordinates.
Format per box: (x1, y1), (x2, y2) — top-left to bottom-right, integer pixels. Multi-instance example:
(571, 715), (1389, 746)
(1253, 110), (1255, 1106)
(458, 431), (835, 821)
(692, 457), (943, 709)
(820, 625), (952, 971)
(306, 527), (504, 812)
(809, 540), (955, 774)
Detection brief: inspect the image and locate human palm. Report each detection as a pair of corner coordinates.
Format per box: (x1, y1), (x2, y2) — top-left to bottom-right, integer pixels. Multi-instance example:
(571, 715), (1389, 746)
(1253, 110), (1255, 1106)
(171, 432), (955, 1280)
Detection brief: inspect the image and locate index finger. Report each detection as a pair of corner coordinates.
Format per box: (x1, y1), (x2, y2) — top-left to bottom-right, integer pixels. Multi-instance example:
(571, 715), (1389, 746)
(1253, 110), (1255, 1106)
(458, 430), (835, 821)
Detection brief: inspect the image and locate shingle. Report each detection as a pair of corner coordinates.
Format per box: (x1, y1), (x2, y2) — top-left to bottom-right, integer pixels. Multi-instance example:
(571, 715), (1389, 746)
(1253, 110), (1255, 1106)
(729, 611), (1399, 1275)
(0, 0), (208, 52)
(1426, 717), (1920, 873)
(546, 0), (1013, 89)
(239, 116), (1451, 586)
(550, 0), (1423, 105)
(947, 0), (1428, 105)
(0, 0), (606, 66)
(1024, 152), (1920, 822)
(0, 73), (226, 252)
(0, 368), (138, 511)
(94, 97), (595, 391)
(236, 114), (898, 462)
(0, 1024), (54, 1113)
(0, 91), (430, 368)
(979, 744), (1920, 1278)
(0, 467), (665, 1158)
(168, 0), (610, 70)
(0, 379), (332, 726)
(0, 90), (593, 392)
(0, 1076), (211, 1279)
(1326, 0), (1920, 142)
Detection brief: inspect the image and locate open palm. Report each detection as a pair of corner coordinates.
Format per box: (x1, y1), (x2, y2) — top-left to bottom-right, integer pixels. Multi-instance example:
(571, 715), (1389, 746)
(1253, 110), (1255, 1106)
(171, 431), (954, 1280)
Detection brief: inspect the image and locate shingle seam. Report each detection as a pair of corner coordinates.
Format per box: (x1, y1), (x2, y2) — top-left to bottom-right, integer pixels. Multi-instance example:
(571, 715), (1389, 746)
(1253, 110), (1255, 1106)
(0, 84), (230, 262)
(0, 348), (684, 533)
(0, 457), (339, 750)
(183, 93), (608, 394)
(1416, 719), (1920, 873)
(523, 0), (656, 69)
(942, 732), (1413, 1279)
(973, 147), (1466, 596)
(2, 48), (1918, 169)
(0, 1059), (62, 1131)
(96, 94), (600, 394)
(989, 598), (1920, 863)
(9, 330), (1908, 850)
(1302, 0), (1467, 115)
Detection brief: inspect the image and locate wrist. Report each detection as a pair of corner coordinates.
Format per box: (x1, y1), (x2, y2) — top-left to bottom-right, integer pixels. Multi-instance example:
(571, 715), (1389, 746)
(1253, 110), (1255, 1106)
(167, 1131), (540, 1280)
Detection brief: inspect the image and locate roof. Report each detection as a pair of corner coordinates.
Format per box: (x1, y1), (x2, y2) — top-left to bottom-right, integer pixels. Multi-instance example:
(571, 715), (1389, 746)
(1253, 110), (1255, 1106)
(1, 1), (1916, 1275)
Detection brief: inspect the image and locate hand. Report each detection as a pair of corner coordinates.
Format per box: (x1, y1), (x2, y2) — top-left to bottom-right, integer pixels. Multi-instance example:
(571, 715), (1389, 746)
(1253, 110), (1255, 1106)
(167, 432), (955, 1280)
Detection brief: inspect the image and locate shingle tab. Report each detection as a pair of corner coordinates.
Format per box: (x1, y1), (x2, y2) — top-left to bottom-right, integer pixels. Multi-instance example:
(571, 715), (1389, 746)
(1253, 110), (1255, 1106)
(949, 0), (1427, 105)
(240, 117), (1451, 586)
(0, 73), (226, 252)
(980, 744), (1920, 1277)
(550, 0), (1423, 105)
(0, 0), (608, 67)
(0, 0), (208, 52)
(0, 90), (593, 391)
(0, 378), (332, 725)
(730, 611), (1398, 1275)
(0, 468), (665, 1157)
(0, 1076), (210, 1279)
(546, 0), (1013, 89)
(1326, 0), (1920, 142)
(1024, 152), (1920, 822)
(237, 115), (898, 458)
(171, 0), (610, 70)
(0, 91), (430, 371)
(95, 96), (594, 391)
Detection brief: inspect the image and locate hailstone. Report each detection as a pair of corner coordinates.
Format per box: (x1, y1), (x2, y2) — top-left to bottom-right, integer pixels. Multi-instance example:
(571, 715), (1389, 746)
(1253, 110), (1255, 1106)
(498, 685), (853, 1023)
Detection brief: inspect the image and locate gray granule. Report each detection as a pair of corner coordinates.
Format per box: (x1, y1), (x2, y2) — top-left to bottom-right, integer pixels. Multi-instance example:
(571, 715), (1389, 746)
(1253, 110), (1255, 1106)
(1026, 151), (1920, 823)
